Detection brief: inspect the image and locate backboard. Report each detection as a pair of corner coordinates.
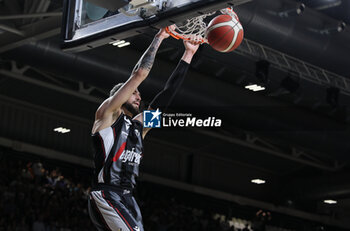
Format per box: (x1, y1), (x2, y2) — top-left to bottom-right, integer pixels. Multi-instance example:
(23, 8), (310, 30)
(61, 0), (251, 52)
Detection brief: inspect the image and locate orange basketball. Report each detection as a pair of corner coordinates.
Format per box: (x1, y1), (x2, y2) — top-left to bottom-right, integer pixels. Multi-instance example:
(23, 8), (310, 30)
(206, 14), (244, 53)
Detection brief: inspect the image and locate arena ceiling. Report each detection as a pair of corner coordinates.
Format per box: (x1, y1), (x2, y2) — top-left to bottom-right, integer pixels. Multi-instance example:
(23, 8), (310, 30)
(0, 0), (350, 229)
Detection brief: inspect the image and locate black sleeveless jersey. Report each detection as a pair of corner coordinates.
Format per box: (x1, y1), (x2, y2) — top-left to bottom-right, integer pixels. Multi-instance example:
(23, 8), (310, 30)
(91, 113), (143, 189)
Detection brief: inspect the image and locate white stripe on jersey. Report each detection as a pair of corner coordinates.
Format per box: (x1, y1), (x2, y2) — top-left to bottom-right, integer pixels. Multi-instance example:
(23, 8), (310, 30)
(98, 168), (104, 183)
(99, 127), (114, 160)
(91, 191), (130, 231)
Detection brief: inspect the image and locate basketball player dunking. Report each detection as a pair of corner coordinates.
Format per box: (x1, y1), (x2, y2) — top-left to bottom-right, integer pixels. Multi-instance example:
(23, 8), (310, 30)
(88, 27), (199, 231)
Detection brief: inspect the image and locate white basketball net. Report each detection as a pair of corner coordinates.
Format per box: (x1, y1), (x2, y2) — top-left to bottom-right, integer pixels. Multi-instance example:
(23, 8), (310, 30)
(166, 8), (238, 44)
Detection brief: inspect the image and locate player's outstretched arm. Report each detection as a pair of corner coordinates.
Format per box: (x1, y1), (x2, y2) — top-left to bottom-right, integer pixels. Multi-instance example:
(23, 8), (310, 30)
(135, 40), (200, 137)
(92, 29), (169, 133)
(148, 40), (199, 110)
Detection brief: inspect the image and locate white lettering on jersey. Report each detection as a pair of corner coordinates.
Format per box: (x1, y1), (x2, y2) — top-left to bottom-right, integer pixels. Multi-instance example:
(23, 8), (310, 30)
(124, 117), (132, 131)
(134, 129), (140, 137)
(119, 148), (142, 165)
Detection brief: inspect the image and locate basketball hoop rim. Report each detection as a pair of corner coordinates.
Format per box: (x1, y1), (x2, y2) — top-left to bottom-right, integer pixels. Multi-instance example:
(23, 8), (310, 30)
(164, 7), (237, 44)
(165, 26), (208, 44)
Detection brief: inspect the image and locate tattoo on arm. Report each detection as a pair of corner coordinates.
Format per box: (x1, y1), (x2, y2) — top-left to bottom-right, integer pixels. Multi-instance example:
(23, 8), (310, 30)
(133, 36), (162, 74)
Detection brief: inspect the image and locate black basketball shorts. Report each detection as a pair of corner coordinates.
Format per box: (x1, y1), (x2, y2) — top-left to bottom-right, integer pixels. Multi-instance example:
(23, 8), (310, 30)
(88, 186), (143, 231)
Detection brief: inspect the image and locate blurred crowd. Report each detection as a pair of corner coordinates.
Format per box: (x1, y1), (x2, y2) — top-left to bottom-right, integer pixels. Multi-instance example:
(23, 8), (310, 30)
(0, 152), (281, 231)
(0, 154), (94, 231)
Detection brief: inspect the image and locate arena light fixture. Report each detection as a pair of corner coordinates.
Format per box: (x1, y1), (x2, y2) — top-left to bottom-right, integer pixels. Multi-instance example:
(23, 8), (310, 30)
(280, 75), (300, 93)
(245, 84), (265, 92)
(54, 127), (71, 134)
(109, 40), (131, 47)
(251, 179), (266, 184)
(320, 21), (347, 34)
(117, 42), (131, 48)
(324, 199), (337, 204)
(278, 2), (305, 17)
(110, 40), (125, 46)
(307, 0), (342, 10)
(255, 60), (270, 84)
(326, 87), (339, 107)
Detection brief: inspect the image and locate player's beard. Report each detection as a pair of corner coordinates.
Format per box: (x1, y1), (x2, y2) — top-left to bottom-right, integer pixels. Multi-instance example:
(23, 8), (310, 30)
(123, 102), (140, 117)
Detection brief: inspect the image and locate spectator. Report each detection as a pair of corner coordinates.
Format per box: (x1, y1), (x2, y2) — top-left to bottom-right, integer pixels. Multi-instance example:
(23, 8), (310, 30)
(243, 223), (250, 231)
(32, 214), (45, 231)
(252, 210), (271, 231)
(16, 217), (29, 231)
(0, 151), (323, 231)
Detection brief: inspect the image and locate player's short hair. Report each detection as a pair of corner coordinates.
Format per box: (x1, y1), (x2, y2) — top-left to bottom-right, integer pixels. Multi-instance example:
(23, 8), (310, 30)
(110, 83), (124, 97)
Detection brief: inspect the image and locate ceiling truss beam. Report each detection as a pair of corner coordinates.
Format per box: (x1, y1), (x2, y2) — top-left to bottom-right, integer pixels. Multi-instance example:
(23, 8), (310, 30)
(0, 12), (62, 20)
(1, 61), (341, 171)
(0, 24), (25, 36)
(192, 129), (342, 171)
(235, 38), (350, 95)
(0, 66), (104, 104)
(0, 15), (61, 53)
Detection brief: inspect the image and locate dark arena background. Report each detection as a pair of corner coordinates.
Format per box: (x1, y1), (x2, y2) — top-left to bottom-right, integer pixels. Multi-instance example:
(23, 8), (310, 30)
(1, 0), (350, 230)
